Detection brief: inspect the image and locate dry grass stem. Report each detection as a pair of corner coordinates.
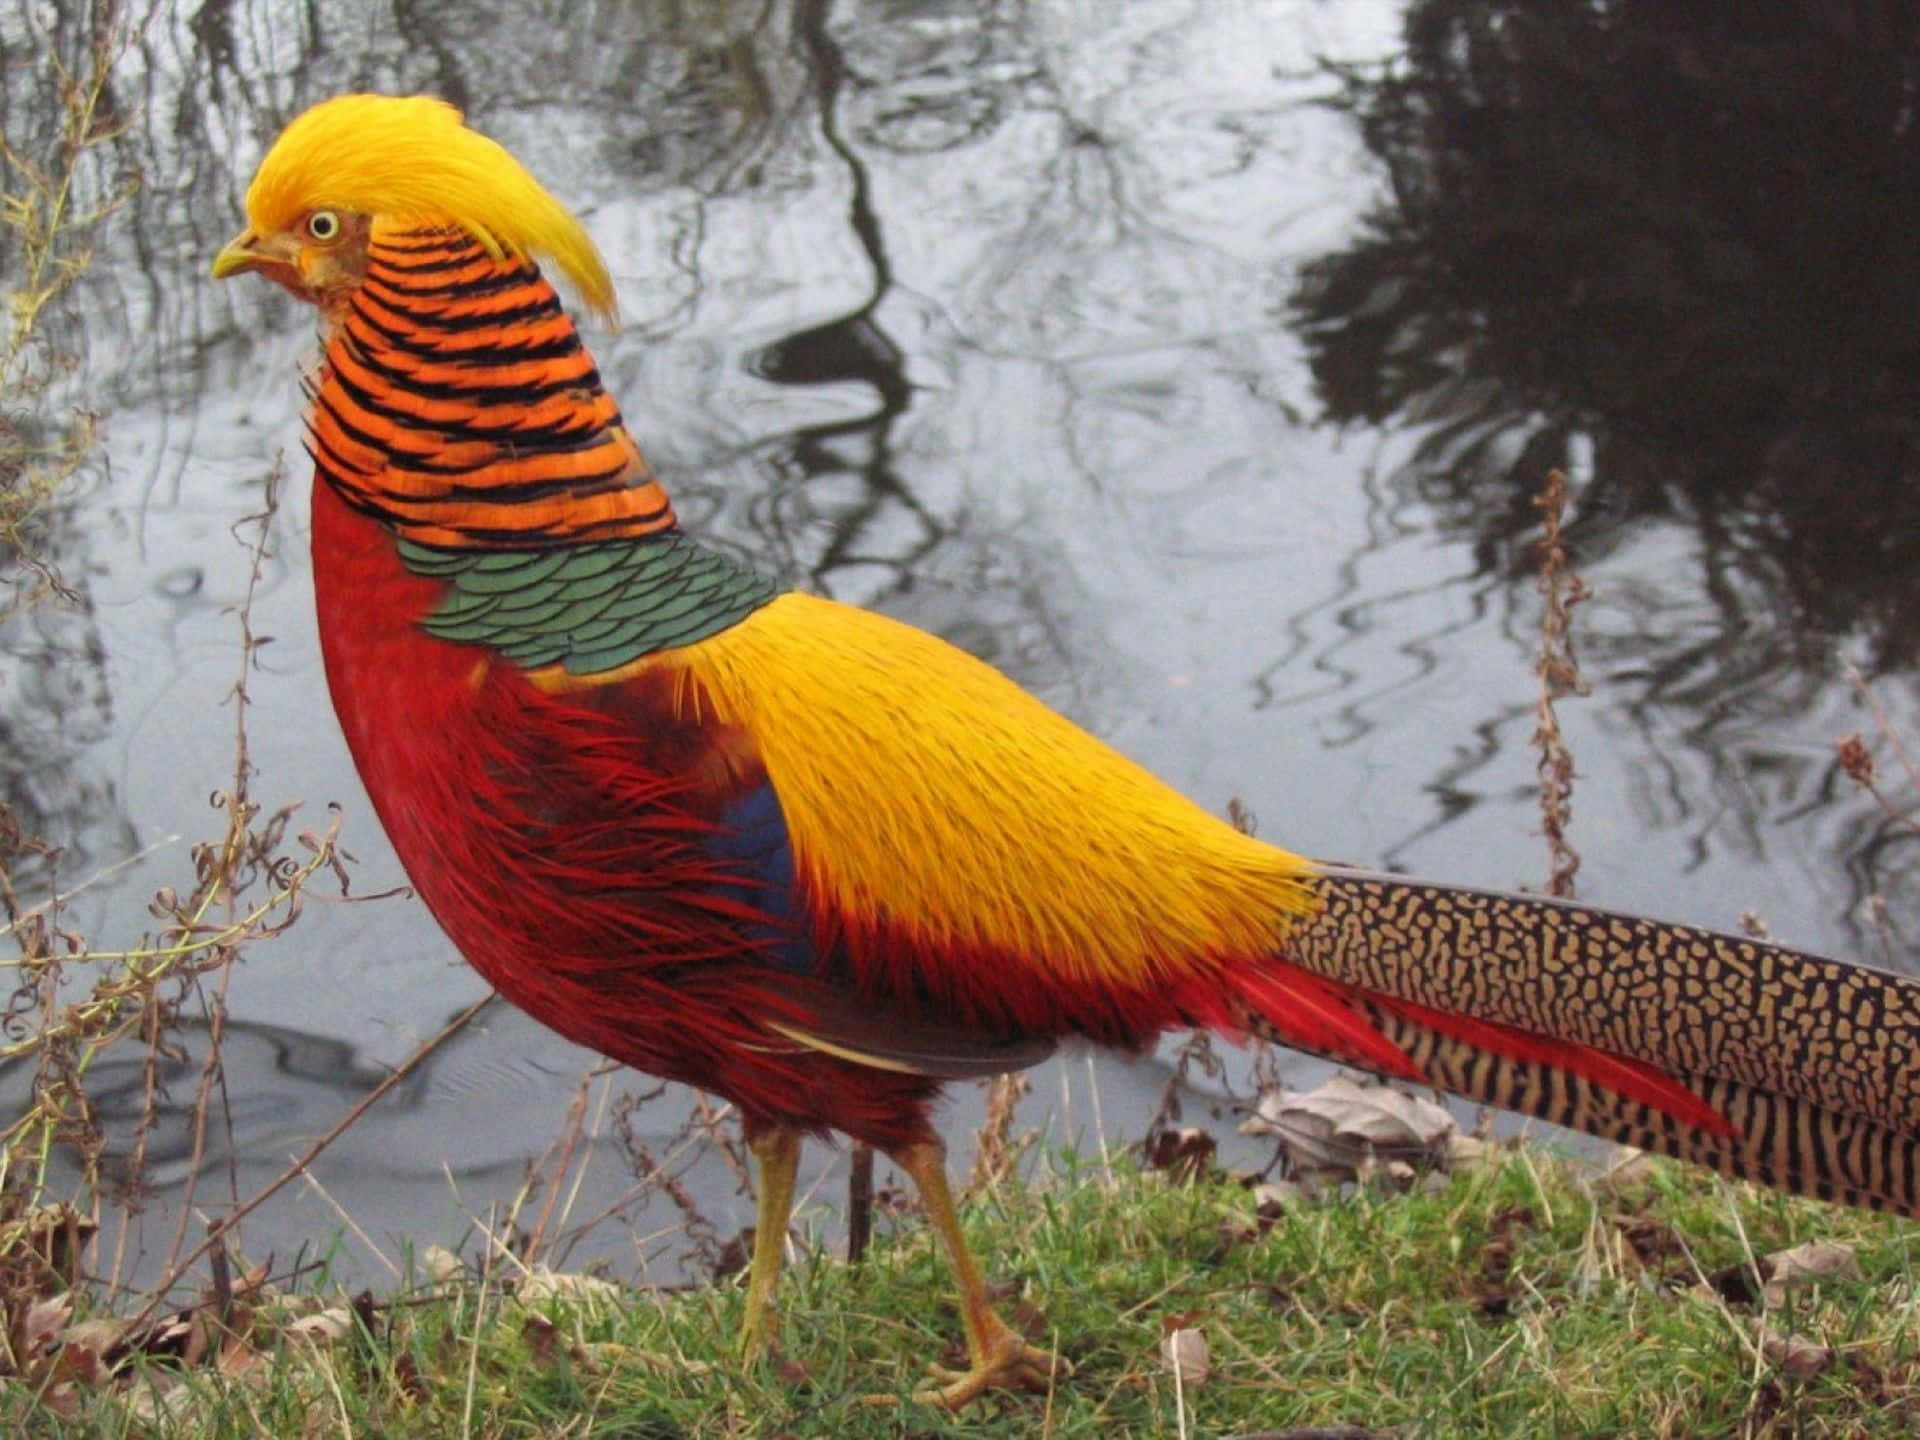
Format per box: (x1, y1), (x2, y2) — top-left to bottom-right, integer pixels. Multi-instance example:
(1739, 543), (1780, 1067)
(1836, 663), (1920, 842)
(1531, 468), (1591, 898)
(967, 1071), (1034, 1196)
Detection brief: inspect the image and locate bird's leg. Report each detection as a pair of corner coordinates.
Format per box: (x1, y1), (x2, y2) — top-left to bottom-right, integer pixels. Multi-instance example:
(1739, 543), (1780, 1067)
(889, 1137), (1064, 1408)
(739, 1124), (800, 1360)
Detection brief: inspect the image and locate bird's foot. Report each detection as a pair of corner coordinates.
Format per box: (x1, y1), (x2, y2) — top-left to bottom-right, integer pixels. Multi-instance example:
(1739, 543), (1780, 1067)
(914, 1329), (1066, 1409)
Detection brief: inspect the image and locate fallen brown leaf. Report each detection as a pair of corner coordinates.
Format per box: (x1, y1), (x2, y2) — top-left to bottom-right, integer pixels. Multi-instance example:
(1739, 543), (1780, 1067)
(1144, 1126), (1219, 1183)
(390, 1345), (429, 1404)
(423, 1245), (467, 1286)
(285, 1307), (356, 1347)
(1706, 1239), (1861, 1309)
(52, 1316), (123, 1389)
(522, 1311), (562, 1369)
(517, 1266), (623, 1314)
(1761, 1240), (1860, 1309)
(20, 1293), (72, 1364)
(1593, 1145), (1661, 1197)
(1159, 1322), (1210, 1386)
(1762, 1326), (1836, 1377)
(1243, 1077), (1456, 1184)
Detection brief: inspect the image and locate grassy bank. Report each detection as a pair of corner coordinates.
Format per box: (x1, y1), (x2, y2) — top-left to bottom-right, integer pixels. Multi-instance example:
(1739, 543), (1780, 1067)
(10, 1140), (1918, 1438)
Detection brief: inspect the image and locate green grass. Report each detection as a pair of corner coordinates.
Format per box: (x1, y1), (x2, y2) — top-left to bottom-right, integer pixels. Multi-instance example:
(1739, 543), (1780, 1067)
(11, 1143), (1919, 1438)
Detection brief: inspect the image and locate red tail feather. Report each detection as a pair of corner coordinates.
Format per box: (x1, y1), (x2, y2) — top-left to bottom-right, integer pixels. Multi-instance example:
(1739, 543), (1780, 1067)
(1225, 964), (1735, 1140)
(1377, 992), (1739, 1139)
(1217, 966), (1426, 1082)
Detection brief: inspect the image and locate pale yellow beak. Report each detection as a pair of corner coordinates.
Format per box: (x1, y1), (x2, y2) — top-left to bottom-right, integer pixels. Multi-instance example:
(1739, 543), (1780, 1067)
(211, 228), (268, 280)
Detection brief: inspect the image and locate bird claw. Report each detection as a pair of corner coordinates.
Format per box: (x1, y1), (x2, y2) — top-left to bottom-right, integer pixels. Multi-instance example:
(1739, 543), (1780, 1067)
(853, 1329), (1066, 1409)
(913, 1333), (1068, 1408)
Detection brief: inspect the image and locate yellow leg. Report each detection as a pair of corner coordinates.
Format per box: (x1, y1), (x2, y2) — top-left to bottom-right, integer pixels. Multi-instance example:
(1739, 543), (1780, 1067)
(890, 1137), (1064, 1407)
(740, 1126), (800, 1360)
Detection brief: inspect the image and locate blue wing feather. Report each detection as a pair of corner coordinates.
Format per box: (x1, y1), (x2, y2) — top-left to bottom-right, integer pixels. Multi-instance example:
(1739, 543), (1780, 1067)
(704, 778), (815, 975)
(701, 777), (1054, 1076)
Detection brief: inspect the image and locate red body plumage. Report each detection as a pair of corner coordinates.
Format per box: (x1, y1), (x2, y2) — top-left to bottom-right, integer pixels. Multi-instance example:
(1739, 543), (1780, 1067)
(310, 478), (956, 1145)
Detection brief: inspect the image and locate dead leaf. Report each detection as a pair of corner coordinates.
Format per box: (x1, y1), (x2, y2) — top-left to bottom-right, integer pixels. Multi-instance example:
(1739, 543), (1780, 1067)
(1706, 1239), (1861, 1310)
(285, 1307), (356, 1347)
(54, 1316), (124, 1388)
(1762, 1241), (1860, 1309)
(522, 1311), (562, 1369)
(1762, 1326), (1836, 1377)
(1144, 1126), (1218, 1182)
(1160, 1322), (1210, 1386)
(1445, 1134), (1495, 1173)
(132, 1309), (198, 1364)
(423, 1245), (466, 1285)
(1244, 1077), (1457, 1183)
(216, 1328), (268, 1381)
(391, 1347), (429, 1404)
(0, 1204), (96, 1292)
(233, 1256), (273, 1303)
(1251, 1179), (1308, 1217)
(21, 1293), (72, 1361)
(517, 1266), (622, 1313)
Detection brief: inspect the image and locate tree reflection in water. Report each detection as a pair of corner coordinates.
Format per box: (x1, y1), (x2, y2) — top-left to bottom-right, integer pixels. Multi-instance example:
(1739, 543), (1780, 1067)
(1295, 1), (1920, 670)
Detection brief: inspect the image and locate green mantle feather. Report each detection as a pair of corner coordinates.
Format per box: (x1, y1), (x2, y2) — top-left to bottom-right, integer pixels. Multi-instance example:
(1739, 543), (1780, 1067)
(398, 533), (781, 674)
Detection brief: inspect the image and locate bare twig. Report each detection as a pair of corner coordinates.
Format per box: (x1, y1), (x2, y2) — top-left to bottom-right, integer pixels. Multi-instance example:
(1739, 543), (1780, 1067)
(847, 1144), (874, 1264)
(1143, 1028), (1229, 1150)
(162, 465), (286, 1284)
(129, 993), (495, 1332)
(0, 4), (135, 617)
(1531, 469), (1590, 899)
(523, 1062), (617, 1265)
(611, 1089), (724, 1269)
(967, 1072), (1032, 1196)
(1842, 658), (1920, 802)
(1834, 664), (1920, 851)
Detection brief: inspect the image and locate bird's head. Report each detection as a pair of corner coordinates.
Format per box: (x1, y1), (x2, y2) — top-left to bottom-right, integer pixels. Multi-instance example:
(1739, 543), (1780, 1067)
(211, 94), (616, 323)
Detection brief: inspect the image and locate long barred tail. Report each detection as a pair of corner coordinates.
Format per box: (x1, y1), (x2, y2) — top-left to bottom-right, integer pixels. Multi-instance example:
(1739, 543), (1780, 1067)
(1279, 866), (1920, 1215)
(1364, 1004), (1920, 1213)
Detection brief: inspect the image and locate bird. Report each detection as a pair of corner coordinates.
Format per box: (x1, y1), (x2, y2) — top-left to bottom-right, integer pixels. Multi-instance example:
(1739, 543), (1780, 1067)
(213, 93), (1920, 1406)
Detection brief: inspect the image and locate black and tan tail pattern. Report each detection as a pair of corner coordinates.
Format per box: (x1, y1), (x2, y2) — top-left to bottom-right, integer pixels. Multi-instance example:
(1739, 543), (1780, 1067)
(1290, 866), (1920, 1214)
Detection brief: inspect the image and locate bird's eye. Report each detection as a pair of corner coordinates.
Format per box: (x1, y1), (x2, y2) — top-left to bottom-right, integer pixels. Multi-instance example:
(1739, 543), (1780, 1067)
(306, 210), (342, 242)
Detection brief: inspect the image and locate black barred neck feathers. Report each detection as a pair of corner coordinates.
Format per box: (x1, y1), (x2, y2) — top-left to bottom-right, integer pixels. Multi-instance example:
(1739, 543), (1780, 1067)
(315, 224), (782, 674)
(308, 224), (676, 550)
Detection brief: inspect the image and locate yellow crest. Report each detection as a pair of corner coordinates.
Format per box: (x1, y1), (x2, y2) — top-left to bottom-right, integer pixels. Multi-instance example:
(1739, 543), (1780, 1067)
(244, 94), (615, 320)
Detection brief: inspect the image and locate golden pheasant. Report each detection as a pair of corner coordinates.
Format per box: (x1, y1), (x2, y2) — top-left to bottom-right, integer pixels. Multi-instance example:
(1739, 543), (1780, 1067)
(211, 94), (1920, 1405)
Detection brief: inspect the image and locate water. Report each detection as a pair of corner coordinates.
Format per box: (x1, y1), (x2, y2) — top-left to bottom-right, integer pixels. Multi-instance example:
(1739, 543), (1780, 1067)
(5, 0), (1918, 1290)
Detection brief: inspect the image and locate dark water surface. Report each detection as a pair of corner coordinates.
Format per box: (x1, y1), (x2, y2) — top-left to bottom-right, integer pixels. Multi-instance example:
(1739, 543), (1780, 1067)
(6, 0), (1920, 1288)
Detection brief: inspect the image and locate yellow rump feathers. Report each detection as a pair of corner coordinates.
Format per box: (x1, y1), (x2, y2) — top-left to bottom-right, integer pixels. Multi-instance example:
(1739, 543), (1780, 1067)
(662, 593), (1321, 990)
(243, 94), (616, 321)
